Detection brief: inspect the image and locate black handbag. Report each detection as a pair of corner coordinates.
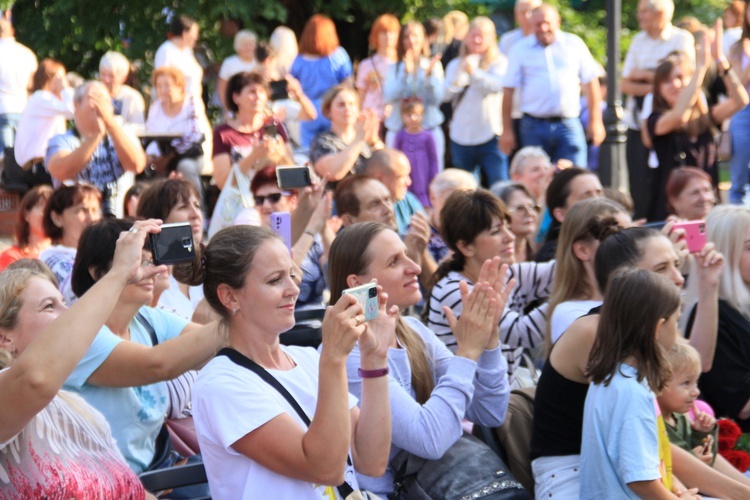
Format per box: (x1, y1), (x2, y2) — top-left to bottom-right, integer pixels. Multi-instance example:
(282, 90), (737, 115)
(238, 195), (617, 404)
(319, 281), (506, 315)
(389, 433), (530, 500)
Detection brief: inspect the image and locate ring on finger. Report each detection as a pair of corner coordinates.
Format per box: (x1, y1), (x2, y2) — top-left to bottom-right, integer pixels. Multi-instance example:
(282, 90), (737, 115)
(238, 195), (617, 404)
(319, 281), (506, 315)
(129, 227), (138, 233)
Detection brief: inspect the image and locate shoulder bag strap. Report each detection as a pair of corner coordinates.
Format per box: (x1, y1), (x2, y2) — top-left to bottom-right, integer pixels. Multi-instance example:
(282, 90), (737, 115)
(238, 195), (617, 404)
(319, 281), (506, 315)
(217, 347), (355, 498)
(135, 310), (159, 347)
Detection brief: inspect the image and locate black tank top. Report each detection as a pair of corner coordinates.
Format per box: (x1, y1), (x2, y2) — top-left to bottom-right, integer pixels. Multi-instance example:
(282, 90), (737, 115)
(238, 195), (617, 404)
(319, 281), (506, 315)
(530, 306), (600, 459)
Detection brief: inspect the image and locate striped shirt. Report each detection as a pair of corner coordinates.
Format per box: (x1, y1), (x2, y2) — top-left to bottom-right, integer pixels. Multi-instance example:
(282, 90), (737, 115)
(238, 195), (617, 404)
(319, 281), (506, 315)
(427, 261), (556, 381)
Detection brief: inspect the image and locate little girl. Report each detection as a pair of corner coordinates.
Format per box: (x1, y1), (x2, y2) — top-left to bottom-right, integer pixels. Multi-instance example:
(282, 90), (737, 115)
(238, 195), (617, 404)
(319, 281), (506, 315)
(393, 97), (438, 207)
(580, 269), (699, 499)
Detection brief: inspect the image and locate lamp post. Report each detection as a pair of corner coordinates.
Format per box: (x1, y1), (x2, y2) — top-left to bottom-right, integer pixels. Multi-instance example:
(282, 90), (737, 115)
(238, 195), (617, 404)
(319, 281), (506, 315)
(598, 0), (627, 189)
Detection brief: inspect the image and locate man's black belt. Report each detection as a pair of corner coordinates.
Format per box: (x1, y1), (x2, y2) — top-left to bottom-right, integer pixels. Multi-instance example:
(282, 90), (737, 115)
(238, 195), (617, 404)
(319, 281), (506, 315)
(523, 113), (564, 122)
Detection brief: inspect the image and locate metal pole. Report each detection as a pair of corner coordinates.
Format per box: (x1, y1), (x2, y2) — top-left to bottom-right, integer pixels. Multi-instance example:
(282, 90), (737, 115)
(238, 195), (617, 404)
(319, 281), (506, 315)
(599, 0), (627, 189)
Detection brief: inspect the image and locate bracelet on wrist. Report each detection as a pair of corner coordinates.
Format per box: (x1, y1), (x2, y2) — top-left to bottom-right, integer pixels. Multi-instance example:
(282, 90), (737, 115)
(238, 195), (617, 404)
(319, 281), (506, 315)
(358, 366), (390, 378)
(304, 230), (316, 238)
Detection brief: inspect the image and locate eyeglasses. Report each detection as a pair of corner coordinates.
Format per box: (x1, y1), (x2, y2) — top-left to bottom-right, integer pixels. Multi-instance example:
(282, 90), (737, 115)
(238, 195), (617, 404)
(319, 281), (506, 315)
(253, 192), (290, 206)
(508, 204), (541, 216)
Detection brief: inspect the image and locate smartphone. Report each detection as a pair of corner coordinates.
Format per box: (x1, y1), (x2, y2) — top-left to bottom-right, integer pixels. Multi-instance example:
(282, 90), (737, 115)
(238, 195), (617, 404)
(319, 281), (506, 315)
(276, 165), (312, 190)
(342, 282), (379, 321)
(263, 122), (279, 138)
(148, 222), (195, 266)
(643, 220), (667, 230)
(270, 212), (292, 252)
(672, 220), (706, 253)
(269, 80), (289, 101)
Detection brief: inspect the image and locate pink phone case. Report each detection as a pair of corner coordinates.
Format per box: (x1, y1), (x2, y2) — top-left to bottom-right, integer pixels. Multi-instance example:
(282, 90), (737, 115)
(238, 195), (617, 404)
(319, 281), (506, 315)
(271, 212), (292, 252)
(672, 220), (706, 253)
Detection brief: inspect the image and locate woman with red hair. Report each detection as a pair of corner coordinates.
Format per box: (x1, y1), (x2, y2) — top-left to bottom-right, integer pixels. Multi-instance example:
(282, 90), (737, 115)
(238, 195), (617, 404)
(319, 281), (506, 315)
(356, 14), (401, 122)
(666, 166), (716, 221)
(290, 14), (353, 147)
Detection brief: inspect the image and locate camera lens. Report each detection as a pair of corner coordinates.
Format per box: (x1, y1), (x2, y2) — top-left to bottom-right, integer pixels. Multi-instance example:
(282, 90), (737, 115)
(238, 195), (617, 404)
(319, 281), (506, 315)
(368, 287), (377, 298)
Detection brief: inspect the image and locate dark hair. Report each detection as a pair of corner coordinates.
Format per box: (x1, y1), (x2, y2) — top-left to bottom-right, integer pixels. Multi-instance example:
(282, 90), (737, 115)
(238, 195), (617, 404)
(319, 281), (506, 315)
(226, 71), (269, 113)
(545, 167), (594, 217)
(665, 167), (714, 214)
(43, 184), (102, 242)
(15, 185), (53, 248)
(33, 59), (65, 93)
(495, 182), (534, 207)
(401, 98), (424, 116)
(174, 225), (279, 318)
(321, 85), (358, 119)
(71, 219), (135, 297)
(123, 182), (145, 218)
(334, 174), (374, 218)
(136, 179), (200, 221)
(169, 14), (197, 37)
(423, 18), (442, 38)
(255, 41), (277, 64)
(593, 227), (662, 293)
(434, 189), (510, 283)
(586, 269), (680, 393)
(329, 222), (435, 404)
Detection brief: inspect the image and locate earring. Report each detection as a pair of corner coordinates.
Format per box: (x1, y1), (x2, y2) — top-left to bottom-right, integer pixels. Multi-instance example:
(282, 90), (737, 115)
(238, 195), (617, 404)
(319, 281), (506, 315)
(232, 308), (237, 316)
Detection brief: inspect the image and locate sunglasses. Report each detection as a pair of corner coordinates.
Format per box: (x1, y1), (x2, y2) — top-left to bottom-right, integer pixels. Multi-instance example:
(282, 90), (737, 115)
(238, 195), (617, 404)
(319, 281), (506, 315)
(253, 192), (290, 205)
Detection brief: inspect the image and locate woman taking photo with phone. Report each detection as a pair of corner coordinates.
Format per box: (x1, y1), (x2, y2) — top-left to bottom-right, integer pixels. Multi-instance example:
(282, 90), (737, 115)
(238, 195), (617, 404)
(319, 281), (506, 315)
(175, 224), (392, 498)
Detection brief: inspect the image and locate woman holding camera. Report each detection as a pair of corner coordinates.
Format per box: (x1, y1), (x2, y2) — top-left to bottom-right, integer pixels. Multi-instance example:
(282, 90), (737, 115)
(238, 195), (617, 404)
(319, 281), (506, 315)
(212, 72), (294, 190)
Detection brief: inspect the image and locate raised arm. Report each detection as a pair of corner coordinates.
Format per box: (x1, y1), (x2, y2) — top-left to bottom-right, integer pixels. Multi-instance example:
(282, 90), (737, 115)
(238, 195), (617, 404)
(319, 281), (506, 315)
(710, 20), (750, 125)
(0, 220), (166, 443)
(89, 84), (146, 174)
(686, 243), (724, 371)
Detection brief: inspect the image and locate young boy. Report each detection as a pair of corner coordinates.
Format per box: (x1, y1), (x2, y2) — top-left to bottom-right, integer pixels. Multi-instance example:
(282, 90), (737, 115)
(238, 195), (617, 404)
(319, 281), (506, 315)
(658, 338), (718, 465)
(659, 338), (750, 486)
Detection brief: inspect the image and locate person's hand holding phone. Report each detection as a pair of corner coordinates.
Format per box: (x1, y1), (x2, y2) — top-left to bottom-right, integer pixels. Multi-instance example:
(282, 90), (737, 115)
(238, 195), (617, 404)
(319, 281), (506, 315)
(357, 283), (399, 364)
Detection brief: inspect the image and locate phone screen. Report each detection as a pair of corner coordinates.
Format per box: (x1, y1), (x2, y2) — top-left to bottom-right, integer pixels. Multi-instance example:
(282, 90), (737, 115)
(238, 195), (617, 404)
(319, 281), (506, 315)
(276, 166), (312, 189)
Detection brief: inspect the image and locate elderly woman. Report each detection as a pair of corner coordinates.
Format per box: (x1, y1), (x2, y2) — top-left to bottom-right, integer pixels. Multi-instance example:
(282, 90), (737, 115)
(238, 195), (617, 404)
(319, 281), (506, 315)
(310, 85), (384, 182)
(99, 51), (145, 127)
(40, 183), (102, 305)
(13, 58), (73, 170)
(176, 225), (392, 498)
(217, 30), (258, 114)
(212, 72), (294, 190)
(666, 167), (716, 221)
(0, 220), (162, 498)
(0, 185), (52, 269)
(291, 14), (353, 147)
(155, 15), (203, 107)
(145, 66), (210, 195)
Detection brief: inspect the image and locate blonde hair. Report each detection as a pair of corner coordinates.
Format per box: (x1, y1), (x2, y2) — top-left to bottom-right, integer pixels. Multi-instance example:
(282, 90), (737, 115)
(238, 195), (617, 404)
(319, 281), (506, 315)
(665, 337), (701, 377)
(443, 10), (469, 42)
(459, 17), (500, 69)
(0, 267), (58, 368)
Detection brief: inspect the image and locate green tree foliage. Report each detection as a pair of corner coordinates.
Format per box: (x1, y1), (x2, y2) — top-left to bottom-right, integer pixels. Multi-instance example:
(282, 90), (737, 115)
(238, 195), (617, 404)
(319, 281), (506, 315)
(7, 0), (734, 80)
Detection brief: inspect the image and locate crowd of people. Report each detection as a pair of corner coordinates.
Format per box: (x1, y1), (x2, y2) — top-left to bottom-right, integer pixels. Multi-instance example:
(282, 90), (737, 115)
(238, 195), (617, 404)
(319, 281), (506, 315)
(4, 0), (750, 498)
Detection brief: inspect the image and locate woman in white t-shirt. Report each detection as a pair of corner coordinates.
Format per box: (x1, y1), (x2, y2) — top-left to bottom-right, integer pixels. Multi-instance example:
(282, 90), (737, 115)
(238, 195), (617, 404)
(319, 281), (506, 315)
(356, 14), (399, 121)
(546, 198), (632, 346)
(181, 225), (393, 500)
(0, 220), (162, 499)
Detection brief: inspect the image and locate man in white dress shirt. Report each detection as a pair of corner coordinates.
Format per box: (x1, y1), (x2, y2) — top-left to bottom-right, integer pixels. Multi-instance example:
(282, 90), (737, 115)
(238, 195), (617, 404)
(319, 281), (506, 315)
(0, 18), (36, 155)
(621, 0), (694, 219)
(499, 4), (604, 168)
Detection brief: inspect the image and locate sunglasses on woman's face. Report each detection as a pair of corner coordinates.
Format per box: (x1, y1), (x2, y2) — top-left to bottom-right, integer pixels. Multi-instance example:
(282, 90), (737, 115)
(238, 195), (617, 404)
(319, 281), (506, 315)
(253, 192), (290, 206)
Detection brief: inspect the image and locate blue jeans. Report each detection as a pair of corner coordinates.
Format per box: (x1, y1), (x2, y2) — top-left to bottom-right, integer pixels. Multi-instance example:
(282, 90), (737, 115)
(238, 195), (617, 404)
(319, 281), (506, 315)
(450, 136), (508, 187)
(729, 104), (750, 204)
(0, 113), (21, 152)
(520, 115), (588, 167)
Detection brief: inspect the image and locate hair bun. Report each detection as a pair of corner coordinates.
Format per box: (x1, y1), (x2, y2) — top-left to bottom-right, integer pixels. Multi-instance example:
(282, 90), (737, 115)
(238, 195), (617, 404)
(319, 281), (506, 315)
(589, 216), (622, 242)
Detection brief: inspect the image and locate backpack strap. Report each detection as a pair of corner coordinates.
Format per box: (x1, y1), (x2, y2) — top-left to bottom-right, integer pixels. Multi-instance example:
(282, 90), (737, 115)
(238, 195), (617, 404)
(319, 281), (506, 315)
(217, 347), (355, 498)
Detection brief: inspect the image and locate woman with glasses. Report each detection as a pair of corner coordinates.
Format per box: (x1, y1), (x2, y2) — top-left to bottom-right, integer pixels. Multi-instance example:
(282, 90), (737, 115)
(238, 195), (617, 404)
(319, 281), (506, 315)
(249, 166), (333, 309)
(495, 183), (539, 262)
(64, 218), (223, 498)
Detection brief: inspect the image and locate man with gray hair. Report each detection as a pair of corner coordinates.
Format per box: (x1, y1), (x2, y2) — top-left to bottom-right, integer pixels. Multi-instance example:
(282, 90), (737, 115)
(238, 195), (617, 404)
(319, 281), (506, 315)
(0, 18), (37, 155)
(509, 145), (553, 205)
(427, 168), (478, 263)
(46, 81), (146, 215)
(621, 0), (694, 219)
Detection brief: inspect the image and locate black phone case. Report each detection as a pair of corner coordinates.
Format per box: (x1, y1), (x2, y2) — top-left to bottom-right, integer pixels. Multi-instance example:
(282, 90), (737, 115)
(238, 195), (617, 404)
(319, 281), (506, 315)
(149, 223), (195, 265)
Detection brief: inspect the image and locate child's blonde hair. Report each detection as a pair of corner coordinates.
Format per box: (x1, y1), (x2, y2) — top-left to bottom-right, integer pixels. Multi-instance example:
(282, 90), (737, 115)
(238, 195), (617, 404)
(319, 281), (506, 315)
(665, 337), (701, 376)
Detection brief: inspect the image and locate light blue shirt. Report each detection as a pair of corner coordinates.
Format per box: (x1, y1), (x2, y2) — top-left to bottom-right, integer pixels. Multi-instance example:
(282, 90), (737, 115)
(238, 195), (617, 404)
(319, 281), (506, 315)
(383, 58), (444, 132)
(503, 31), (599, 118)
(64, 306), (190, 472)
(580, 363), (662, 499)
